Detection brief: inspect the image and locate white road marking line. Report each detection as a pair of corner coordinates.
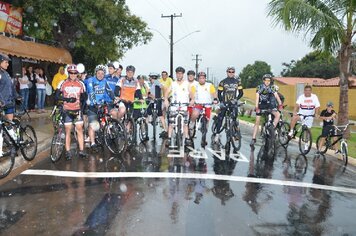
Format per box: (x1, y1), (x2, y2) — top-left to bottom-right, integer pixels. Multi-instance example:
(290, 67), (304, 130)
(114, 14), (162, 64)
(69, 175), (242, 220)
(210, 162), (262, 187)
(21, 169), (356, 195)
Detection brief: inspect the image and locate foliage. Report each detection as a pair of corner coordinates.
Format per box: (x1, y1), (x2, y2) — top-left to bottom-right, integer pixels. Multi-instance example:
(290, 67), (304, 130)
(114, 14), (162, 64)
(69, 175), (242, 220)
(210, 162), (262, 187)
(239, 61), (273, 89)
(10, 0), (152, 71)
(281, 50), (339, 78)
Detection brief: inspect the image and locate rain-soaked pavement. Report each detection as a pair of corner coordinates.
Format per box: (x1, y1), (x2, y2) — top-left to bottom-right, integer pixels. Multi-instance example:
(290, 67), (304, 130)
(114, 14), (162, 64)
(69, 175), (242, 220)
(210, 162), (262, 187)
(1, 122), (356, 236)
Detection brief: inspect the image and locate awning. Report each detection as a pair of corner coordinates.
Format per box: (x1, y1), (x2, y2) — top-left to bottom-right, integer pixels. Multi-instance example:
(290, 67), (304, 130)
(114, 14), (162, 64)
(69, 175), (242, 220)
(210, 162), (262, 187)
(0, 35), (72, 64)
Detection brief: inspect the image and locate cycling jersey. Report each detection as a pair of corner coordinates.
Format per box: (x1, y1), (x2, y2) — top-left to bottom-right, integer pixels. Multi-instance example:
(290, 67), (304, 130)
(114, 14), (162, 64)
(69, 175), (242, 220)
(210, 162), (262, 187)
(217, 77), (243, 103)
(133, 85), (149, 109)
(159, 77), (173, 97)
(256, 84), (275, 104)
(85, 76), (114, 106)
(296, 94), (320, 116)
(105, 74), (119, 92)
(191, 82), (216, 104)
(116, 77), (141, 102)
(171, 80), (190, 104)
(58, 78), (86, 111)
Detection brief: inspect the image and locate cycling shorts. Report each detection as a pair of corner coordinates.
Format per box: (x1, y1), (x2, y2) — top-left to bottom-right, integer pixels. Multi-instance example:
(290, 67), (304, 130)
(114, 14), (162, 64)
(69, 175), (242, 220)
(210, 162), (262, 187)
(63, 110), (83, 125)
(192, 105), (212, 119)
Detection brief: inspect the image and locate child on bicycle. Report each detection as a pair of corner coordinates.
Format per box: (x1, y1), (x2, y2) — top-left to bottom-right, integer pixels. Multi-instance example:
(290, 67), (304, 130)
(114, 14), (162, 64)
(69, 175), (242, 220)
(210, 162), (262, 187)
(318, 101), (339, 154)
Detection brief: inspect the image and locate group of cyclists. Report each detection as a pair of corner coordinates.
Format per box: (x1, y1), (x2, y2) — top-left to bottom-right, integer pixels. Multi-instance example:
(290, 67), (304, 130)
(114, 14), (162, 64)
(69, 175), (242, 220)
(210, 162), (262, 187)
(1, 52), (341, 161)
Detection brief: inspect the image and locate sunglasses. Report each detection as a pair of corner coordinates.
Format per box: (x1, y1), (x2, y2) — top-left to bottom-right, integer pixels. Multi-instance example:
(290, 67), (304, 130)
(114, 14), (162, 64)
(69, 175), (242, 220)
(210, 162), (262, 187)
(69, 72), (78, 75)
(228, 71), (235, 73)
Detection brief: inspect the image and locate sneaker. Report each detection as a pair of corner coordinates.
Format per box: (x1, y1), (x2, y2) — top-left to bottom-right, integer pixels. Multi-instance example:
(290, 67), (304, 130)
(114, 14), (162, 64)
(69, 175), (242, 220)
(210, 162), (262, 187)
(65, 151), (72, 161)
(159, 131), (168, 138)
(288, 130), (294, 138)
(90, 143), (98, 149)
(79, 151), (88, 158)
(335, 150), (340, 155)
(250, 139), (256, 147)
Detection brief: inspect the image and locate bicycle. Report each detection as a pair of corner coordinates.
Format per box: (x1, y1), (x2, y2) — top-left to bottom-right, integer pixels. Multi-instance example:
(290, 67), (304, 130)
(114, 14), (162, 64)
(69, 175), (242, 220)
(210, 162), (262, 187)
(168, 102), (189, 150)
(211, 100), (245, 154)
(0, 108), (37, 178)
(276, 107), (290, 146)
(316, 123), (354, 166)
(259, 109), (277, 159)
(146, 98), (163, 141)
(287, 113), (314, 155)
(133, 100), (149, 142)
(188, 103), (212, 147)
(121, 102), (136, 146)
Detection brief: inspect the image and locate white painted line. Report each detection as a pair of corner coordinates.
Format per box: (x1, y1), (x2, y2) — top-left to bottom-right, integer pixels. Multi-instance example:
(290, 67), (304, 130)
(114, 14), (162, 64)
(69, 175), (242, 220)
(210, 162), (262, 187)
(21, 169), (356, 195)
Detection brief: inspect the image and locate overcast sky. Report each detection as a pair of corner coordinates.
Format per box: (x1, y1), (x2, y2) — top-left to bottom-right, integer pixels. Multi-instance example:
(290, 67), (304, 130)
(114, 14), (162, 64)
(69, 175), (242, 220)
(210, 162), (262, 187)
(121, 0), (311, 80)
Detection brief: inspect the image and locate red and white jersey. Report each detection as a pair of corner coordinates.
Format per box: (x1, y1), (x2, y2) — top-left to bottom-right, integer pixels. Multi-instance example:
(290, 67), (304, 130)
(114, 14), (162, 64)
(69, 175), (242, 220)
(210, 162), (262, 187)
(296, 93), (320, 116)
(58, 79), (86, 111)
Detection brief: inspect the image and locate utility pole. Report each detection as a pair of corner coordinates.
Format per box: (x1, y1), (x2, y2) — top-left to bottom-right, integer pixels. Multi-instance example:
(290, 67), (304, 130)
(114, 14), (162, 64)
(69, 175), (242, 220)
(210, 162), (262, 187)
(161, 13), (182, 78)
(206, 67), (210, 81)
(192, 54), (202, 78)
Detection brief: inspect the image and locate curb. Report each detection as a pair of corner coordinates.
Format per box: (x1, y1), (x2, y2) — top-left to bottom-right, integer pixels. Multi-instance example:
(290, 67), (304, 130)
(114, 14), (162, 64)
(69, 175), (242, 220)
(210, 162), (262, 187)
(238, 118), (356, 166)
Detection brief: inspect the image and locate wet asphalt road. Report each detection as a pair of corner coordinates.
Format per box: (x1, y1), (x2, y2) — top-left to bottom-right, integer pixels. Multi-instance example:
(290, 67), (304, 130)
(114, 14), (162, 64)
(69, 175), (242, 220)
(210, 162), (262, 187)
(1, 122), (356, 236)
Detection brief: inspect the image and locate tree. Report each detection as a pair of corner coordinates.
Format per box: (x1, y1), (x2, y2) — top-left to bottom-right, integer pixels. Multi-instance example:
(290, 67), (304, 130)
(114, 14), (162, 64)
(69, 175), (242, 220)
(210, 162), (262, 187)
(268, 0), (356, 136)
(11, 0), (152, 71)
(240, 61), (273, 89)
(281, 50), (339, 78)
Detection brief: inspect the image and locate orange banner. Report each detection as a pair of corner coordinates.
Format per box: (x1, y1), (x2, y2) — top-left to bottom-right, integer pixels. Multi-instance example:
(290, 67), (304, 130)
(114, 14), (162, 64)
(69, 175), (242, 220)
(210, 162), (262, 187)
(0, 1), (23, 36)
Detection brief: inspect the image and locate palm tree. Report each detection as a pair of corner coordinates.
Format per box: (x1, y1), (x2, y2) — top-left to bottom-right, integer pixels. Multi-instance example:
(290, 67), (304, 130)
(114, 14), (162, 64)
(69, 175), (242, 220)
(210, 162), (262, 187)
(268, 0), (355, 136)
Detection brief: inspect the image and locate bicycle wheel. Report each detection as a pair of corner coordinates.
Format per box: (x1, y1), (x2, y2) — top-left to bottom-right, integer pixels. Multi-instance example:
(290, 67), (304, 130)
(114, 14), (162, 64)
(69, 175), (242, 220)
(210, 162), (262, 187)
(50, 128), (65, 163)
(104, 119), (127, 154)
(176, 116), (182, 150)
(265, 124), (276, 159)
(0, 132), (15, 179)
(138, 120), (149, 142)
(211, 116), (224, 134)
(316, 135), (328, 154)
(125, 118), (136, 146)
(299, 127), (312, 155)
(341, 142), (348, 166)
(188, 120), (196, 139)
(152, 112), (157, 140)
(230, 120), (242, 153)
(200, 117), (207, 147)
(20, 125), (38, 161)
(278, 122), (290, 146)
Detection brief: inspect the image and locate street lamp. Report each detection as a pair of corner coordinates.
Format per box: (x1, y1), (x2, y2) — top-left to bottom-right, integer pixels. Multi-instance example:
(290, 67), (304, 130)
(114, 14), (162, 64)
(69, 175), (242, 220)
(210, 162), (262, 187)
(174, 30), (200, 45)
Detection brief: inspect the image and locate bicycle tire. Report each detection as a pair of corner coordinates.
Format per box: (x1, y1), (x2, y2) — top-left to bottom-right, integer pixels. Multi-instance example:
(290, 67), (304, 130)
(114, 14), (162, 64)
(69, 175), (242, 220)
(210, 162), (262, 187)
(176, 116), (182, 150)
(316, 135), (328, 154)
(230, 120), (242, 153)
(152, 112), (157, 140)
(200, 117), (207, 147)
(188, 120), (196, 139)
(104, 119), (127, 154)
(20, 125), (38, 161)
(0, 132), (15, 179)
(265, 124), (276, 159)
(278, 122), (290, 146)
(139, 120), (149, 142)
(50, 128), (65, 163)
(299, 127), (312, 155)
(211, 116), (224, 134)
(125, 118), (136, 146)
(341, 142), (348, 166)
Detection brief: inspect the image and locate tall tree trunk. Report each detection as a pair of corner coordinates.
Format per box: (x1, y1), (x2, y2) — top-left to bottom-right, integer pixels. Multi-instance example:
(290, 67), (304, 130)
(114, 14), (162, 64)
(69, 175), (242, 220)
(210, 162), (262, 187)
(338, 43), (351, 137)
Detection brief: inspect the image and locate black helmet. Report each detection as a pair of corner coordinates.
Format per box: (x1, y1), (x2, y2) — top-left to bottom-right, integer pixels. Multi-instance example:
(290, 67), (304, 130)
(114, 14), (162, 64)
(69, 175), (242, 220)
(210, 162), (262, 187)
(262, 74), (273, 80)
(107, 62), (115, 68)
(126, 65), (136, 72)
(0, 53), (11, 62)
(175, 66), (185, 73)
(198, 71), (206, 77)
(187, 70), (195, 76)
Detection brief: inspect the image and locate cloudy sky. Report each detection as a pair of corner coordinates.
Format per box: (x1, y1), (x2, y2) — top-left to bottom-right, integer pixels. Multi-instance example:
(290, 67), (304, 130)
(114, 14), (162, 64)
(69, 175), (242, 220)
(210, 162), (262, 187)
(121, 0), (311, 80)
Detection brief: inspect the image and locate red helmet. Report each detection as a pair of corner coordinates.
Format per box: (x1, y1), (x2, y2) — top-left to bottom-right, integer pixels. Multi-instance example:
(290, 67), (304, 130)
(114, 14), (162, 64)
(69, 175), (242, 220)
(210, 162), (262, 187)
(67, 64), (78, 73)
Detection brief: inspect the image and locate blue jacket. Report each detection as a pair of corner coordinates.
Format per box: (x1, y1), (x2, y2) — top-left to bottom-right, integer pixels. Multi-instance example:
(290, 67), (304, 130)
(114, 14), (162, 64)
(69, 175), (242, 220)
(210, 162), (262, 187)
(85, 76), (115, 106)
(104, 74), (119, 92)
(0, 69), (17, 108)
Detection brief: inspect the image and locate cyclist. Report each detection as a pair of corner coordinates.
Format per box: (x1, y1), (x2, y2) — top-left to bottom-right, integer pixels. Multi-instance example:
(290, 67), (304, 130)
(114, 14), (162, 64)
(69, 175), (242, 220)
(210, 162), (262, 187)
(164, 66), (193, 146)
(56, 64), (87, 160)
(148, 72), (168, 138)
(85, 65), (115, 149)
(160, 71), (173, 126)
(189, 72), (218, 141)
(105, 62), (119, 92)
(250, 74), (283, 146)
(0, 53), (20, 121)
(114, 65), (143, 120)
(133, 75), (149, 122)
(288, 85), (320, 138)
(114, 63), (123, 81)
(214, 66), (244, 132)
(317, 101), (338, 154)
(187, 70), (198, 117)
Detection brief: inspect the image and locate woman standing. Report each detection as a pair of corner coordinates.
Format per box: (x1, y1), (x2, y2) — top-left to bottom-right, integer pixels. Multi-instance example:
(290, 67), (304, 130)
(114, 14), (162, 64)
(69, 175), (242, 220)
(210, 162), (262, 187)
(36, 67), (47, 113)
(27, 66), (37, 112)
(18, 66), (29, 111)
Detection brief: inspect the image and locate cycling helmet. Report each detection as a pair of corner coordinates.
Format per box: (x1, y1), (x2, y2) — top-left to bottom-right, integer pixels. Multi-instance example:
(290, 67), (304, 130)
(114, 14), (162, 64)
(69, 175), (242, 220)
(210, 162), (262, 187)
(262, 74), (273, 80)
(113, 61), (122, 70)
(95, 64), (106, 74)
(107, 62), (115, 69)
(198, 71), (207, 77)
(149, 72), (159, 78)
(187, 70), (195, 76)
(67, 64), (78, 73)
(175, 66), (185, 73)
(0, 53), (11, 62)
(226, 66), (235, 72)
(77, 63), (85, 73)
(126, 65), (136, 72)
